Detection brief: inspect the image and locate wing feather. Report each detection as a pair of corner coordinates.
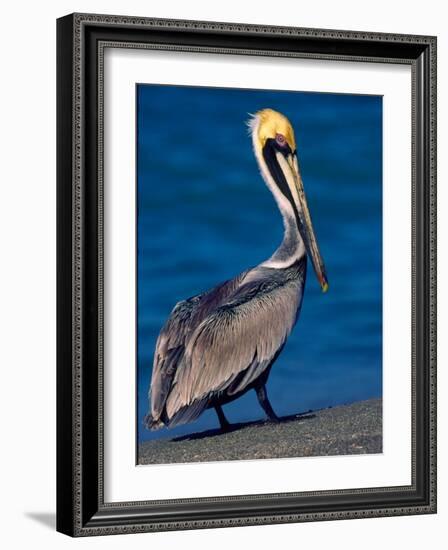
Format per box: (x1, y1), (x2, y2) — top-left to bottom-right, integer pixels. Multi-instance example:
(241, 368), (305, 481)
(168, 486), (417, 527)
(150, 297), (201, 420)
(165, 280), (302, 419)
(149, 270), (250, 424)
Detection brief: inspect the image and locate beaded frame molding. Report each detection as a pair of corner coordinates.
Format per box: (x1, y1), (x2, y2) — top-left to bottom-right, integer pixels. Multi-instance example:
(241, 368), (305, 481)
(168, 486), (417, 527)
(56, 13), (437, 537)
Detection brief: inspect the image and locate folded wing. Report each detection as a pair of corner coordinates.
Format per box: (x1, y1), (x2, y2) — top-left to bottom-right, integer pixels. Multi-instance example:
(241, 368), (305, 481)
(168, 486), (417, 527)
(164, 278), (302, 426)
(149, 271), (249, 426)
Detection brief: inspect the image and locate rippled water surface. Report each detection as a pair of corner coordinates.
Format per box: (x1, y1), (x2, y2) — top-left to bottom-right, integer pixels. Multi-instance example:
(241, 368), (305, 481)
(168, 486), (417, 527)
(136, 85), (382, 444)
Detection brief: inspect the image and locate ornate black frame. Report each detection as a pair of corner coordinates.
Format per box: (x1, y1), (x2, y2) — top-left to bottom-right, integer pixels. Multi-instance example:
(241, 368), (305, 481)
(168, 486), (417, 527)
(56, 13), (437, 536)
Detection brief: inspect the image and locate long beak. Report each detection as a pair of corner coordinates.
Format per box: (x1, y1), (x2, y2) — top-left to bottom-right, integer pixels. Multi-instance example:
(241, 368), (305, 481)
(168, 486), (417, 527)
(277, 151), (329, 292)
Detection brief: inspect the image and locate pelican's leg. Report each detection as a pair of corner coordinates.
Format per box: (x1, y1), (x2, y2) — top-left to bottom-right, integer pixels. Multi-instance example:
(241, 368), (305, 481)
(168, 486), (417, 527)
(255, 384), (279, 422)
(215, 404), (231, 431)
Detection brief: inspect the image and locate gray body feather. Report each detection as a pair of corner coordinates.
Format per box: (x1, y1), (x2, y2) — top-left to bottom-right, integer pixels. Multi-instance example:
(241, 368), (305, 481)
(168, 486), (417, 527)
(148, 256), (307, 429)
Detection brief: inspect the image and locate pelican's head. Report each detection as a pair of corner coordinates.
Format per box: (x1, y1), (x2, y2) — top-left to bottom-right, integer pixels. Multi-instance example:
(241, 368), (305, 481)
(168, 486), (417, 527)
(249, 108), (328, 292)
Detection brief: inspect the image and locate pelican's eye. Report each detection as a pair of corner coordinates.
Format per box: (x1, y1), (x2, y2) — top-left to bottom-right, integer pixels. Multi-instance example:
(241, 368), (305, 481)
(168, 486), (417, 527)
(275, 133), (287, 147)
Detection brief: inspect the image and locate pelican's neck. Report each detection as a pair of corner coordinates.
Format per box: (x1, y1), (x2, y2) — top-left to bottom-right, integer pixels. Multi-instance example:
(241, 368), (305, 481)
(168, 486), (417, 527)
(261, 210), (305, 269)
(249, 117), (305, 269)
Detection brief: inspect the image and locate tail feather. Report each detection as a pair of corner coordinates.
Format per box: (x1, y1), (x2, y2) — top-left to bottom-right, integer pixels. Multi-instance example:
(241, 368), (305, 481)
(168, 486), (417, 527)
(143, 413), (164, 431)
(144, 397), (209, 430)
(166, 398), (209, 428)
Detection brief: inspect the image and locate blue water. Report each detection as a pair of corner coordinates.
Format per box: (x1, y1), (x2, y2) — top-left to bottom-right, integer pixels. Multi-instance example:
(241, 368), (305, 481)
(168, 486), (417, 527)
(137, 85), (382, 444)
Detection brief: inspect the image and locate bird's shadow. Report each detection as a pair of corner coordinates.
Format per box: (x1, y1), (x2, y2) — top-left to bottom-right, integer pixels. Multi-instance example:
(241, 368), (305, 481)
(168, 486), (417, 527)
(172, 411), (316, 442)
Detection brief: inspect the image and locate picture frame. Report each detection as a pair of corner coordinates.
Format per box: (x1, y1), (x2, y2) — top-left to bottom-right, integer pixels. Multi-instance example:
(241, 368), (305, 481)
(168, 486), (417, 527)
(56, 13), (437, 536)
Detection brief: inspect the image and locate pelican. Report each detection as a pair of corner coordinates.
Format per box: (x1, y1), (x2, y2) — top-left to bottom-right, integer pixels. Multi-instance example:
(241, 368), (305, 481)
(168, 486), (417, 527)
(144, 108), (328, 432)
